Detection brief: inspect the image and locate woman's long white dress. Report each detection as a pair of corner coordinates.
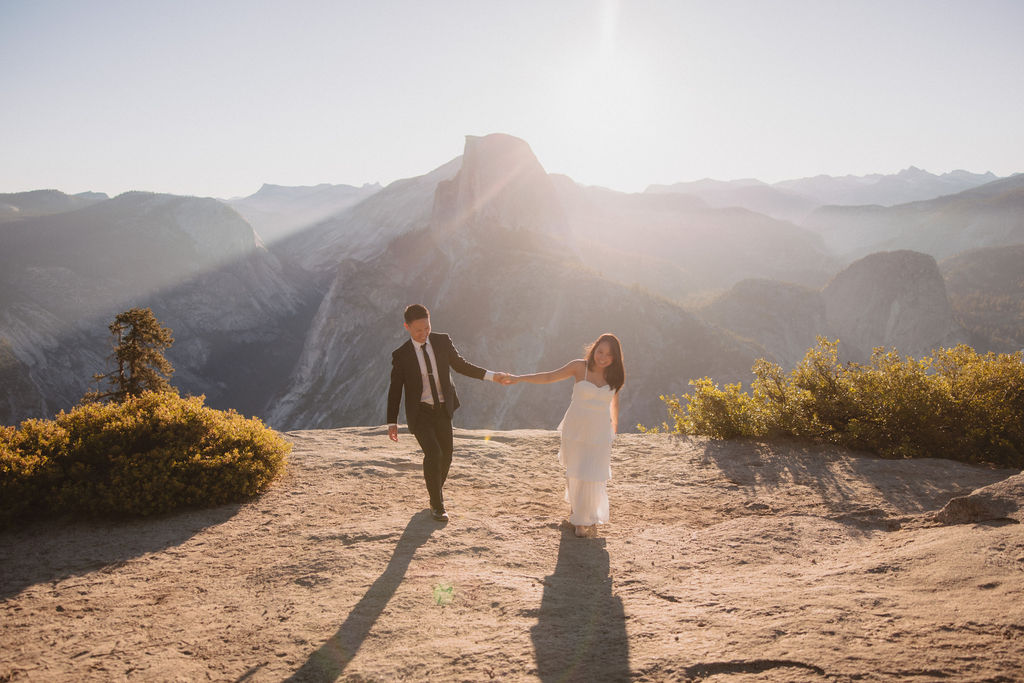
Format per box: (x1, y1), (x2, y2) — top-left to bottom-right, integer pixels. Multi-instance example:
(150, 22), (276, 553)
(557, 369), (615, 526)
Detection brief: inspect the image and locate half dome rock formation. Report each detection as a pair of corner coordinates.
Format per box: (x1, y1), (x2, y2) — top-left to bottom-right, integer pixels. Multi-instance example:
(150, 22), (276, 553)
(431, 133), (568, 241)
(822, 250), (968, 361)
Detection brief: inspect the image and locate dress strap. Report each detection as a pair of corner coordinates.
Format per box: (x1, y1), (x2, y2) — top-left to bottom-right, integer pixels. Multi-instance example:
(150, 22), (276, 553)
(584, 362), (588, 382)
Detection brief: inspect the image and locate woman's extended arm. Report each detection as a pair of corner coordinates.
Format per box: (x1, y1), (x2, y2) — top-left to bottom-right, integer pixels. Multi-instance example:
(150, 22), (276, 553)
(510, 359), (583, 385)
(610, 391), (619, 434)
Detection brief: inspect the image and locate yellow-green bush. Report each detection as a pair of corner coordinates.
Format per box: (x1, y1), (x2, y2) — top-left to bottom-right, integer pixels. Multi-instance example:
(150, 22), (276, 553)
(0, 392), (289, 525)
(644, 338), (1024, 467)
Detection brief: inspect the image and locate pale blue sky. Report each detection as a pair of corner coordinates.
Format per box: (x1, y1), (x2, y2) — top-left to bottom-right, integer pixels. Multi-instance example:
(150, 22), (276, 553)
(2, 0), (1022, 198)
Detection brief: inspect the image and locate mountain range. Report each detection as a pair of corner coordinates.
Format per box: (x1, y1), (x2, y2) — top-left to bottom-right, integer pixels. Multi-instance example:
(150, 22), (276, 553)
(647, 167), (999, 224)
(226, 182), (381, 245)
(1, 135), (1020, 429)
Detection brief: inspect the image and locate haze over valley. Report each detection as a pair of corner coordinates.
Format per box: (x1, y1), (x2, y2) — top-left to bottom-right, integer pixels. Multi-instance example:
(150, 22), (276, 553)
(2, 133), (1021, 431)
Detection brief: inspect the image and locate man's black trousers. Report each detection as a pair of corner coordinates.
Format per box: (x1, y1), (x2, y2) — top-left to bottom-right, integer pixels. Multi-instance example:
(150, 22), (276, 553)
(411, 402), (454, 511)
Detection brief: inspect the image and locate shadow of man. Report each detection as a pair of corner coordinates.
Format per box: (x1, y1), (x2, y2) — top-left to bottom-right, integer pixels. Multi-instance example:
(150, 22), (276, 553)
(530, 526), (631, 682)
(284, 510), (439, 682)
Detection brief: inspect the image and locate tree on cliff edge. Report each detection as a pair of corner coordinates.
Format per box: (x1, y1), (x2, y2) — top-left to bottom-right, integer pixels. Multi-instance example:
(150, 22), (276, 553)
(87, 307), (175, 402)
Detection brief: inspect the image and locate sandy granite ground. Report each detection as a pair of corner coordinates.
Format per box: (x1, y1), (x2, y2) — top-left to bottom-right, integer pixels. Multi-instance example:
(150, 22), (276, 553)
(2, 427), (1023, 682)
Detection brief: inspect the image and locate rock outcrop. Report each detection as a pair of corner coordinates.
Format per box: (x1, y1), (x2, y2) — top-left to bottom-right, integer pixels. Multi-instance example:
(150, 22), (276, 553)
(934, 473), (1024, 524)
(431, 133), (568, 242)
(698, 252), (973, 369)
(3, 431), (1021, 681)
(822, 250), (968, 361)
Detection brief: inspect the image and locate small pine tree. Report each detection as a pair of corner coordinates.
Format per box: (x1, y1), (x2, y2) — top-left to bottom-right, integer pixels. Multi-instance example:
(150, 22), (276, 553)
(87, 307), (175, 402)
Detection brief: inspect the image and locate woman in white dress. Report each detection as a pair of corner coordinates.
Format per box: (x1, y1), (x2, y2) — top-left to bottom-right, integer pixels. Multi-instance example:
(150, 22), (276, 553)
(506, 334), (625, 537)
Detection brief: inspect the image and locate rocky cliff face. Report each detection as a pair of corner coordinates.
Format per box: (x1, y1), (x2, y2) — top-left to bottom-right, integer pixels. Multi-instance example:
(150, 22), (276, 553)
(697, 252), (975, 369)
(280, 158), (462, 273)
(267, 227), (761, 432)
(267, 134), (762, 431)
(822, 250), (968, 361)
(431, 134), (569, 242)
(0, 193), (314, 423)
(3, 135), (1011, 429)
(0, 337), (47, 421)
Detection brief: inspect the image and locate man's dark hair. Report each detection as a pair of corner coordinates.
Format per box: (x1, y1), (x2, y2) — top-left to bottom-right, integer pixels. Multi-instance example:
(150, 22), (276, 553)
(404, 304), (430, 324)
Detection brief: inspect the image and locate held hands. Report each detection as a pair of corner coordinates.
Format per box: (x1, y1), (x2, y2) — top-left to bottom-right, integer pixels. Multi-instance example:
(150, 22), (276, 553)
(392, 372), (516, 443)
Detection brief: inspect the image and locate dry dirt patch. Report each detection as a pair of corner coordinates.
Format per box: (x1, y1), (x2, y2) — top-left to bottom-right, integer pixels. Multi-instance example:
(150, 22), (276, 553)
(2, 428), (1022, 681)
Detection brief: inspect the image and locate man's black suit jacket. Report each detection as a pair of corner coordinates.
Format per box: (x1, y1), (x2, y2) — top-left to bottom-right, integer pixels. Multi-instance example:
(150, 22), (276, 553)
(387, 333), (486, 433)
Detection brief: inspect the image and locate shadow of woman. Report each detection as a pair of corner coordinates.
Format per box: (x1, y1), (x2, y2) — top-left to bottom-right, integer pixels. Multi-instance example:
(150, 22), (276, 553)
(530, 526), (631, 682)
(283, 510), (439, 682)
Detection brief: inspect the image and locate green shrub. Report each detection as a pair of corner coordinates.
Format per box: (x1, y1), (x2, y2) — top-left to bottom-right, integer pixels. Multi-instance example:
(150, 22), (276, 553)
(643, 338), (1024, 468)
(679, 378), (760, 439)
(1, 425), (44, 525)
(932, 345), (1024, 466)
(0, 392), (289, 525)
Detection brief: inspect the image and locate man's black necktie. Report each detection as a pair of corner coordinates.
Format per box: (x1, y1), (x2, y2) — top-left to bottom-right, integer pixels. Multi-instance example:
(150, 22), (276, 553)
(421, 343), (441, 407)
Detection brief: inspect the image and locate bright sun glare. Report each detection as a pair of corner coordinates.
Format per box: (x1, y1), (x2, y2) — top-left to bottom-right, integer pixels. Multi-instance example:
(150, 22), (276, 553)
(543, 0), (657, 188)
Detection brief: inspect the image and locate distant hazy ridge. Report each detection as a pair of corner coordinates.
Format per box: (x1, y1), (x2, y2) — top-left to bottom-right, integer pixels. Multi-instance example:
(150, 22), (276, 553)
(1, 134), (1021, 429)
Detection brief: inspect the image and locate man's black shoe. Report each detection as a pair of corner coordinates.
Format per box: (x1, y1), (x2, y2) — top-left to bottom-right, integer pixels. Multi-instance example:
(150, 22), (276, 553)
(431, 507), (449, 522)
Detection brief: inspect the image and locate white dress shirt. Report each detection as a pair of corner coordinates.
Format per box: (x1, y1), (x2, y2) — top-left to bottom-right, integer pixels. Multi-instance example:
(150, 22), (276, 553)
(389, 338), (495, 427)
(415, 340), (446, 405)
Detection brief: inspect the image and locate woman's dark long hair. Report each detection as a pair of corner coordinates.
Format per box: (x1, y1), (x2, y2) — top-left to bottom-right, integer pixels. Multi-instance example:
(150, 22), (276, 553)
(585, 333), (625, 393)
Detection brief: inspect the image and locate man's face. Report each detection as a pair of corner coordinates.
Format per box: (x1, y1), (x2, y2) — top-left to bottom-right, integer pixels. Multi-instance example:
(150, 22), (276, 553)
(404, 316), (431, 344)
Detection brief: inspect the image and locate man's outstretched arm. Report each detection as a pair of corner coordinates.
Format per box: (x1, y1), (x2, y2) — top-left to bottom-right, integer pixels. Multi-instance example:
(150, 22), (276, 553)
(445, 335), (509, 384)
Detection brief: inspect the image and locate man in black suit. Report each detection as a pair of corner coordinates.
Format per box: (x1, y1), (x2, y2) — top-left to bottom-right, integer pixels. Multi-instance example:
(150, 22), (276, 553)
(387, 304), (508, 521)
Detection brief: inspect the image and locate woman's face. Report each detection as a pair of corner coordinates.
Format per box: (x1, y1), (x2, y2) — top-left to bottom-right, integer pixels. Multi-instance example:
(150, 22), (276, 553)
(593, 340), (615, 369)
